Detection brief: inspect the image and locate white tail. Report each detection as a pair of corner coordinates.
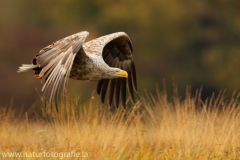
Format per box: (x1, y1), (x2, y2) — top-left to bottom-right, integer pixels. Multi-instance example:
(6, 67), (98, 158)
(18, 64), (38, 73)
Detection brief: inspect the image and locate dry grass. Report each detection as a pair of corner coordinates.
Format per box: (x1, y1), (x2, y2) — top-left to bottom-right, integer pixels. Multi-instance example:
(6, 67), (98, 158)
(1, 89), (240, 159)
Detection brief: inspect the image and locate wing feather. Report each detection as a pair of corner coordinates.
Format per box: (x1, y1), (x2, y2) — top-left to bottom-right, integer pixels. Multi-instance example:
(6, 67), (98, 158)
(131, 61), (137, 91)
(126, 69), (135, 103)
(100, 80), (109, 104)
(114, 78), (121, 108)
(91, 32), (137, 108)
(35, 31), (89, 110)
(108, 79), (116, 106)
(96, 80), (103, 95)
(120, 78), (127, 108)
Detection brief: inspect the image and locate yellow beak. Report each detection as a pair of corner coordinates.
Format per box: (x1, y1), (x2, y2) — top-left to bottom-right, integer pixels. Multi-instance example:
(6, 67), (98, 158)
(115, 70), (128, 78)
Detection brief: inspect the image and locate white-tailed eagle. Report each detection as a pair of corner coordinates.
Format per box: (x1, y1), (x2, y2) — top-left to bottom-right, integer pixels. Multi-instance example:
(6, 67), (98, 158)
(18, 31), (137, 111)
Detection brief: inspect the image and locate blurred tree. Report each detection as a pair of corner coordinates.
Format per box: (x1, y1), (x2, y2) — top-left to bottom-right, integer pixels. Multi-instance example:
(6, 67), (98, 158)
(0, 0), (240, 109)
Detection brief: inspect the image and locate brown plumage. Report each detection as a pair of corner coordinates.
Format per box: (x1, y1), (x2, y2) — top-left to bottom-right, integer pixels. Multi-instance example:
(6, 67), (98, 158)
(18, 31), (137, 111)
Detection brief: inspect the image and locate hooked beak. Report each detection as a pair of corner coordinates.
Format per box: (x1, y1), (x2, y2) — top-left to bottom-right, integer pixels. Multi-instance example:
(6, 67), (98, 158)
(115, 70), (128, 78)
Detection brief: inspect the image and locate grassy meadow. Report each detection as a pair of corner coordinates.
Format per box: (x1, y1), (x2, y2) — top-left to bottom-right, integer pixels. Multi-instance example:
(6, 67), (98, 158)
(1, 89), (240, 159)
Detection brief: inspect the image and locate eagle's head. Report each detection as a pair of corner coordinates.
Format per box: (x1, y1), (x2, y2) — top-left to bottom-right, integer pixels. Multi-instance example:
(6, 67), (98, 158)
(108, 68), (128, 79)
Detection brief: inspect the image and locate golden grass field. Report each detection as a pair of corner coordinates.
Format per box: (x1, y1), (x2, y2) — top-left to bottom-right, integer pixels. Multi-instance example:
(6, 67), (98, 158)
(1, 88), (240, 159)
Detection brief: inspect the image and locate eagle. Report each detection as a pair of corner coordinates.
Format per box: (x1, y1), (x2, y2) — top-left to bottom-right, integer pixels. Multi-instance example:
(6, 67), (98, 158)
(18, 31), (137, 111)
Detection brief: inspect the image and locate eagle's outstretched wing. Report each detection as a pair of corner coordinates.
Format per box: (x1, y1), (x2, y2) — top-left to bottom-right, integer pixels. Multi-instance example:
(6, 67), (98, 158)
(33, 31), (89, 110)
(83, 32), (137, 108)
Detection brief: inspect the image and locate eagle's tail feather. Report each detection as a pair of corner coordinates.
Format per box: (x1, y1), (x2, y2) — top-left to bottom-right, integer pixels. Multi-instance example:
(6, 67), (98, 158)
(18, 64), (43, 79)
(17, 64), (38, 73)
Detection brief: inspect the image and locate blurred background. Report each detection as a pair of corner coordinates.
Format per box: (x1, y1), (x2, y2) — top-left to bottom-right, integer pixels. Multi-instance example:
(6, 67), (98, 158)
(0, 0), (240, 110)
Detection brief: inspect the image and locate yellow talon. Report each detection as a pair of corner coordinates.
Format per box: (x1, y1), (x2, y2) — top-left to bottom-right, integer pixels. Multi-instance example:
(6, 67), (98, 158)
(34, 74), (43, 79)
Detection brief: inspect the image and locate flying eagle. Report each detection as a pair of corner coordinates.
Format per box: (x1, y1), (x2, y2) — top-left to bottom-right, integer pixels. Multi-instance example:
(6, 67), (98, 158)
(18, 31), (137, 111)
